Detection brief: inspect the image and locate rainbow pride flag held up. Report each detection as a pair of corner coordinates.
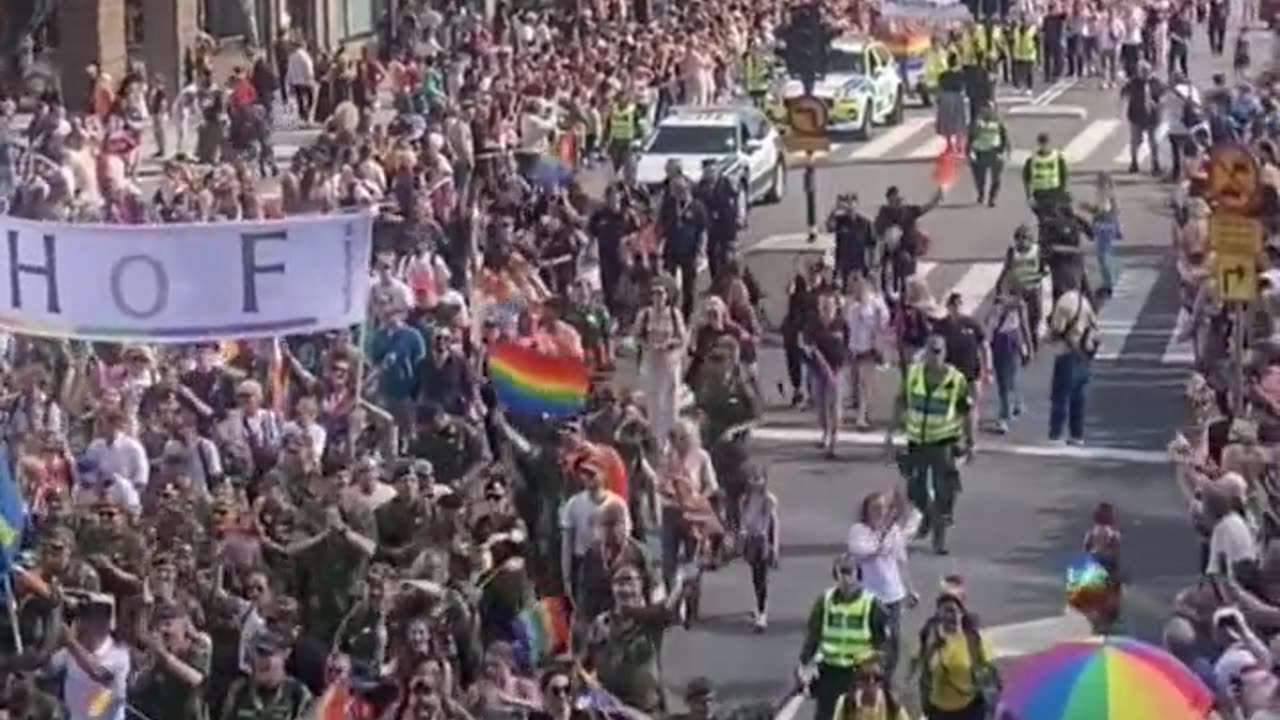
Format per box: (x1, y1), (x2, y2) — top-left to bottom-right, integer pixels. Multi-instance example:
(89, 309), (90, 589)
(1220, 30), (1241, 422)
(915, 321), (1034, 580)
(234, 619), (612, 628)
(512, 596), (571, 670)
(1065, 552), (1113, 614)
(488, 343), (588, 418)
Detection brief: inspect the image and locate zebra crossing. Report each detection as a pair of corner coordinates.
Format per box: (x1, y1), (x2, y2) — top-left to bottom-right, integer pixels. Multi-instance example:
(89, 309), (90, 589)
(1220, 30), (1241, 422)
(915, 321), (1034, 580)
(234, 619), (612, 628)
(790, 116), (1173, 172)
(914, 256), (1189, 366)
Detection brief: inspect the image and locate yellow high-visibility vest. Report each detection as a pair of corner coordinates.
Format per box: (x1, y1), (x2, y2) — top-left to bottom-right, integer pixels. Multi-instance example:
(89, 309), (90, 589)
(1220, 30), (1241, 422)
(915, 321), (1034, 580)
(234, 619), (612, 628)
(1013, 26), (1038, 62)
(1010, 244), (1042, 288)
(902, 363), (966, 444)
(923, 47), (946, 87)
(1028, 151), (1064, 191)
(819, 589), (875, 668)
(971, 119), (1002, 152)
(610, 104), (636, 142)
(745, 52), (770, 93)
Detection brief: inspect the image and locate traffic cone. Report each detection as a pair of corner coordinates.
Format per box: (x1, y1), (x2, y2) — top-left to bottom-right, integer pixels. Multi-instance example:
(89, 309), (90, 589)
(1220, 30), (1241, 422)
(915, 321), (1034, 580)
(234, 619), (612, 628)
(932, 148), (956, 191)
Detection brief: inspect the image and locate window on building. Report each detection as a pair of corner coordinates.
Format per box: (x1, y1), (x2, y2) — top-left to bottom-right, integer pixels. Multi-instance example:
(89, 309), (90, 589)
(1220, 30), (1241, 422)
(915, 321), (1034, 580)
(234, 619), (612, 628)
(346, 0), (386, 37)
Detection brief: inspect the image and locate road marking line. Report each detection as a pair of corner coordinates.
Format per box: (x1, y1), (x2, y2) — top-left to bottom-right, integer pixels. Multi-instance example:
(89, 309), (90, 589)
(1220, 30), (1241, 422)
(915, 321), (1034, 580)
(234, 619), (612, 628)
(986, 612), (1093, 660)
(913, 260), (939, 282)
(752, 426), (1168, 464)
(1162, 334), (1196, 365)
(849, 118), (931, 159)
(1092, 267), (1160, 360)
(947, 262), (1005, 314)
(1112, 121), (1169, 167)
(907, 134), (948, 159)
(1063, 119), (1122, 164)
(1009, 148), (1031, 168)
(1032, 77), (1076, 106)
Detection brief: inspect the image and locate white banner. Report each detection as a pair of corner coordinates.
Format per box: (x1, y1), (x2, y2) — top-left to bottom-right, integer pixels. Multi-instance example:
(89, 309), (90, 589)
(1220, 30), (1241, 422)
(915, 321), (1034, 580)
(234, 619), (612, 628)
(0, 213), (374, 343)
(880, 0), (972, 20)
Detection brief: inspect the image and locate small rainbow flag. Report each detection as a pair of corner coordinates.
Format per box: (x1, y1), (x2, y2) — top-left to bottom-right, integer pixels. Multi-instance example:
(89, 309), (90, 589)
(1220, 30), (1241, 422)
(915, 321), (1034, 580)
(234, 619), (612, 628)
(488, 342), (588, 418)
(1065, 552), (1113, 614)
(512, 596), (571, 670)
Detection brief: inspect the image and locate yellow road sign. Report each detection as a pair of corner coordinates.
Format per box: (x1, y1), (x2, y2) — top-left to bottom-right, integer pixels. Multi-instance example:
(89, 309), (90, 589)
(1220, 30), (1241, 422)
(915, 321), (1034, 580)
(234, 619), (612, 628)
(784, 96), (831, 153)
(1209, 214), (1263, 302)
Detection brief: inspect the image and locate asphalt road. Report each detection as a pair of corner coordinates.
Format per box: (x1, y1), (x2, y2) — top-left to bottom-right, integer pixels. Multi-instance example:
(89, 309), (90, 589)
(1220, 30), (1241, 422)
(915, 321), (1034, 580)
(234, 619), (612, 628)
(653, 19), (1262, 714)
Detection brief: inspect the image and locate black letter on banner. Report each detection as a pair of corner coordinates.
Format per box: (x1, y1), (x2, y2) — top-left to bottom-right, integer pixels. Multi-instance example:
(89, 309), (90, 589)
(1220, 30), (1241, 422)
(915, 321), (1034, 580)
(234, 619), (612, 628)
(109, 255), (169, 319)
(7, 231), (60, 312)
(240, 231), (286, 313)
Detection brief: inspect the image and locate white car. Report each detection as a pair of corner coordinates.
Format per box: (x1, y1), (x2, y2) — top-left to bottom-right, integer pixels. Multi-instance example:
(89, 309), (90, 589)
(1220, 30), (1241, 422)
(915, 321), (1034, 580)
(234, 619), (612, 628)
(776, 35), (906, 138)
(634, 106), (787, 221)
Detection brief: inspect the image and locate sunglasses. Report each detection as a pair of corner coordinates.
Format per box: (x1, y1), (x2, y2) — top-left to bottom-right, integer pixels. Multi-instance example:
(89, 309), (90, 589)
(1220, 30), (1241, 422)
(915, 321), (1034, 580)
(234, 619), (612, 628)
(855, 673), (882, 684)
(836, 566), (855, 576)
(411, 682), (434, 697)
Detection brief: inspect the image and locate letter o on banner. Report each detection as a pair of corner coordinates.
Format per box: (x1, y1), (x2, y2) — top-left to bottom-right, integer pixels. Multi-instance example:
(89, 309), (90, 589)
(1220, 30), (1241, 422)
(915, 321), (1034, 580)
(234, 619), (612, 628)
(110, 255), (170, 319)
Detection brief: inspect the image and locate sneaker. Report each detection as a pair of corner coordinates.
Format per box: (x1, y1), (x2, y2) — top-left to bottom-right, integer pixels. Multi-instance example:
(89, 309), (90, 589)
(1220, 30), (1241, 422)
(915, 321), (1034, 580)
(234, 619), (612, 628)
(1067, 437), (1086, 446)
(1047, 436), (1067, 445)
(995, 420), (1009, 434)
(754, 612), (768, 632)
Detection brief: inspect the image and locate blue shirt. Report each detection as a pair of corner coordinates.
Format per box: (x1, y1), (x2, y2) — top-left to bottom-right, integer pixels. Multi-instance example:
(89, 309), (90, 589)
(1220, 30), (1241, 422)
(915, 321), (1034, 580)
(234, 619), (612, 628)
(370, 325), (426, 402)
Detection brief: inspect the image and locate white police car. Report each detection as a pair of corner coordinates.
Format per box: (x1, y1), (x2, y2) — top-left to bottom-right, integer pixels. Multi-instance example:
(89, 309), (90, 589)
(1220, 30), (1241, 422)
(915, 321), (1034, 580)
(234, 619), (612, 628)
(776, 35), (905, 138)
(634, 106), (786, 222)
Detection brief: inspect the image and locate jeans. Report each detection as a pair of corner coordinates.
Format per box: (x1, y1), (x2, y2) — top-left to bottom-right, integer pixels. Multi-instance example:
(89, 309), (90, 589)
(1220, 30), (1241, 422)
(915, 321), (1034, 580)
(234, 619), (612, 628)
(882, 600), (903, 679)
(1128, 122), (1161, 171)
(1095, 229), (1116, 291)
(991, 332), (1023, 421)
(1049, 351), (1090, 441)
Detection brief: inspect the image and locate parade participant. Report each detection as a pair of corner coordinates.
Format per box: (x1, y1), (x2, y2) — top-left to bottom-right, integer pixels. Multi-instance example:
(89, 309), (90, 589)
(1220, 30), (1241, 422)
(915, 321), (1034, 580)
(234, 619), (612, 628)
(803, 292), (852, 459)
(630, 283), (687, 444)
(986, 275), (1033, 434)
(846, 489), (919, 680)
(695, 158), (741, 280)
(1046, 264), (1096, 445)
(797, 555), (891, 720)
(935, 56), (969, 155)
(998, 224), (1044, 350)
(843, 274), (891, 431)
(911, 587), (999, 720)
(1022, 132), (1069, 216)
(1040, 199), (1093, 302)
(827, 193), (876, 287)
(739, 467), (779, 632)
(830, 656), (910, 720)
(886, 334), (974, 555)
(967, 105), (1009, 207)
(1120, 62), (1163, 176)
(875, 187), (943, 301)
(694, 334), (760, 526)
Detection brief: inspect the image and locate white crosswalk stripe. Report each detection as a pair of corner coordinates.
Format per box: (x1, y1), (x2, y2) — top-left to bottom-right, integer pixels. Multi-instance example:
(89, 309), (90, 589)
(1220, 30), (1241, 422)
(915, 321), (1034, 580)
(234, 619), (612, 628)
(785, 114), (1175, 171)
(902, 259), (1189, 367)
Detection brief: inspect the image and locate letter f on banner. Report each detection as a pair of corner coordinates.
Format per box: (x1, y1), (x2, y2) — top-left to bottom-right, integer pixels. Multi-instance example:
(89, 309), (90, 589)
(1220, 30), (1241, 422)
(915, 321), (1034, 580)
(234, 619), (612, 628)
(240, 231), (287, 312)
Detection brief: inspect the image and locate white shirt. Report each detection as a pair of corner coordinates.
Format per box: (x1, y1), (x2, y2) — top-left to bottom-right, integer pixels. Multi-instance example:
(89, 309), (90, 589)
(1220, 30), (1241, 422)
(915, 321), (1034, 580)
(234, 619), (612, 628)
(559, 490), (626, 557)
(52, 637), (131, 720)
(286, 47), (316, 87)
(282, 420), (327, 460)
(844, 294), (889, 354)
(84, 434), (149, 490)
(1207, 511), (1259, 575)
(519, 111), (558, 154)
(846, 513), (920, 604)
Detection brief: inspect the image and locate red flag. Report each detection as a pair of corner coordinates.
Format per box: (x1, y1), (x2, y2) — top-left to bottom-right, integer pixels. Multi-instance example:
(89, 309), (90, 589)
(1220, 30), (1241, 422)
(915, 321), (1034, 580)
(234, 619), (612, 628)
(932, 146), (956, 190)
(313, 683), (350, 720)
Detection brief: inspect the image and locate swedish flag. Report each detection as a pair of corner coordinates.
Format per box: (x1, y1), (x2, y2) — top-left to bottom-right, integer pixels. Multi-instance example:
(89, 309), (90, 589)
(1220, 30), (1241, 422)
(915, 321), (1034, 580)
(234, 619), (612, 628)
(0, 447), (24, 574)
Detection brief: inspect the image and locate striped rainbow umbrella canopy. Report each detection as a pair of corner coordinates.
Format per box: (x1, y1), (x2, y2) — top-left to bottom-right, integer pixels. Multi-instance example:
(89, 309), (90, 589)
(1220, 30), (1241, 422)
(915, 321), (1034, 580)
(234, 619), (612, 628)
(999, 636), (1214, 720)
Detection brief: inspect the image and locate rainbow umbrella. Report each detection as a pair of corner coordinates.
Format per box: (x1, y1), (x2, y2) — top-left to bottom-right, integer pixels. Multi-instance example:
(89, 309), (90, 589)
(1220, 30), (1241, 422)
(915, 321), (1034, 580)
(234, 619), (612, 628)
(999, 636), (1213, 720)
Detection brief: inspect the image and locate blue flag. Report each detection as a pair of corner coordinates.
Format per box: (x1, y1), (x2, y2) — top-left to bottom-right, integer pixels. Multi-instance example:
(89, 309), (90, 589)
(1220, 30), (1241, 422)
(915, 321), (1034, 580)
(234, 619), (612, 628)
(0, 447), (25, 575)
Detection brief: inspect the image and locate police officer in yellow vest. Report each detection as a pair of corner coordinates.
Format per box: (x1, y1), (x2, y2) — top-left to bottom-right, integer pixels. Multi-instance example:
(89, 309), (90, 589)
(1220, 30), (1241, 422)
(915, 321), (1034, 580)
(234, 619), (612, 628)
(797, 555), (890, 720)
(1000, 224), (1045, 352)
(607, 93), (640, 172)
(1010, 19), (1038, 93)
(887, 334), (974, 555)
(1022, 132), (1068, 217)
(967, 104), (1008, 207)
(919, 40), (947, 107)
(744, 40), (772, 109)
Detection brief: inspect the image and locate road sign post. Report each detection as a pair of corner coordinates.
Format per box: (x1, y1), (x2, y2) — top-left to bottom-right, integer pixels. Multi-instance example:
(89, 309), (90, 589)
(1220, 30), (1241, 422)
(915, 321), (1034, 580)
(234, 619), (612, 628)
(780, 2), (834, 244)
(1206, 143), (1263, 414)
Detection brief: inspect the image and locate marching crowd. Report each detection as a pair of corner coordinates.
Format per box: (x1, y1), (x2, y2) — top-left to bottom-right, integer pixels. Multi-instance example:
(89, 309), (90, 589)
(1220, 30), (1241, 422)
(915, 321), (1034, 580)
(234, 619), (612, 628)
(7, 0), (1280, 719)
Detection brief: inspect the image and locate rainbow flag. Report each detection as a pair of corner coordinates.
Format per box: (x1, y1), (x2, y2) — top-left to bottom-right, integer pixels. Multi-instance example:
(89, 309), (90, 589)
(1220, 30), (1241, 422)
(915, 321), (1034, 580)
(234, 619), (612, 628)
(512, 596), (571, 669)
(1065, 552), (1113, 614)
(488, 342), (588, 418)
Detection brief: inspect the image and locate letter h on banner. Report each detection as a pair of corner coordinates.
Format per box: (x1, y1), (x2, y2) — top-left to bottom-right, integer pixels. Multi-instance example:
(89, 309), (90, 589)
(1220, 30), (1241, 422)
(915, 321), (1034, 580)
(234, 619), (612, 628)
(7, 231), (60, 313)
(240, 231), (287, 313)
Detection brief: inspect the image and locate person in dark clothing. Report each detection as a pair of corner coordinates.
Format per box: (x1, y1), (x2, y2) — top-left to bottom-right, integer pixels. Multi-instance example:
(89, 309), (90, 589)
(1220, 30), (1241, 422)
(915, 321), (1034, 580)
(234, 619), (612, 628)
(874, 186), (943, 301)
(1208, 0), (1228, 56)
(827, 193), (876, 287)
(1041, 7), (1067, 83)
(695, 159), (741, 282)
(1120, 65), (1164, 175)
(589, 186), (640, 315)
(659, 179), (709, 320)
(938, 292), (990, 407)
(1168, 9), (1192, 78)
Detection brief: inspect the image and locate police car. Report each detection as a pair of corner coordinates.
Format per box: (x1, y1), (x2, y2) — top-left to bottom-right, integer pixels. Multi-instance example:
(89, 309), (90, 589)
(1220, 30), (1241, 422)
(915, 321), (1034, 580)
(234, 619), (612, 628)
(775, 35), (906, 138)
(634, 106), (786, 221)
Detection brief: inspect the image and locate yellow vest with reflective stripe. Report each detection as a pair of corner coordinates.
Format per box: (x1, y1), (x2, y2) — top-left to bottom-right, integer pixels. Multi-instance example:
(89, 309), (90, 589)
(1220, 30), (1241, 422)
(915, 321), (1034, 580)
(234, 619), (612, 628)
(1028, 151), (1063, 191)
(902, 363), (966, 444)
(1010, 244), (1041, 288)
(820, 589), (875, 668)
(611, 104), (636, 142)
(1013, 27), (1037, 61)
(971, 27), (989, 59)
(971, 119), (1002, 152)
(745, 52), (770, 92)
(923, 48), (946, 87)
(957, 34), (976, 65)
